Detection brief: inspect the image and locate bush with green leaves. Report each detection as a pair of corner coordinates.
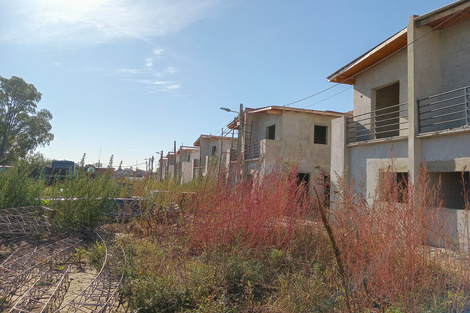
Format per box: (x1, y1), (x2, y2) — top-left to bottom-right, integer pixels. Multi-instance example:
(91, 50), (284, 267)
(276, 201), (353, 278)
(47, 171), (122, 229)
(0, 166), (43, 209)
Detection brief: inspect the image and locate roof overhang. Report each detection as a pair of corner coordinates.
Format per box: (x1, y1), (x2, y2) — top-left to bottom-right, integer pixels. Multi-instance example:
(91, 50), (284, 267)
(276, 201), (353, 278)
(227, 106), (346, 129)
(176, 146), (199, 155)
(327, 0), (470, 85)
(193, 134), (234, 146)
(327, 28), (407, 85)
(416, 0), (470, 29)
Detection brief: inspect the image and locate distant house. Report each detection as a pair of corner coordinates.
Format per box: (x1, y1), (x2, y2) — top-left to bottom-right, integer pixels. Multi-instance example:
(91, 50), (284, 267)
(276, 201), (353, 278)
(157, 157), (168, 180)
(229, 105), (346, 197)
(163, 152), (176, 180)
(176, 146), (200, 183)
(328, 1), (470, 245)
(193, 134), (237, 177)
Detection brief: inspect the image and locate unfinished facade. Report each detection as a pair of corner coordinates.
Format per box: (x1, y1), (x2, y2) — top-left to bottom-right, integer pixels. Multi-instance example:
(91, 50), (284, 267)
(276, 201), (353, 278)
(231, 106), (345, 197)
(176, 146), (200, 183)
(193, 134), (237, 178)
(329, 0), (470, 246)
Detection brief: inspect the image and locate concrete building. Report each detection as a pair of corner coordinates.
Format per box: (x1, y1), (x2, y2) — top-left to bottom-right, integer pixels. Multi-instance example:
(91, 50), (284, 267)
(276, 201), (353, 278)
(329, 1), (470, 245)
(193, 134), (237, 177)
(158, 157), (168, 180)
(231, 105), (346, 196)
(161, 152), (176, 180)
(176, 146), (200, 183)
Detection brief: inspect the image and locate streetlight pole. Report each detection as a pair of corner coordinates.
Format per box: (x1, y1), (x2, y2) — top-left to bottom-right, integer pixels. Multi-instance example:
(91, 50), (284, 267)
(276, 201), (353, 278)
(220, 104), (244, 181)
(220, 103), (244, 159)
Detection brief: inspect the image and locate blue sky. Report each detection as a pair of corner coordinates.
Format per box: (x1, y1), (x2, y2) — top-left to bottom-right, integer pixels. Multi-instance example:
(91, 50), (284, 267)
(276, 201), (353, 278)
(0, 0), (453, 169)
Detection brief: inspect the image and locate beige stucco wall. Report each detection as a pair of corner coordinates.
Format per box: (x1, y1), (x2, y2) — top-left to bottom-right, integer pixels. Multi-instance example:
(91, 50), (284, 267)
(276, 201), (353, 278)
(247, 113), (283, 143)
(247, 110), (339, 196)
(354, 49), (408, 116)
(199, 137), (236, 176)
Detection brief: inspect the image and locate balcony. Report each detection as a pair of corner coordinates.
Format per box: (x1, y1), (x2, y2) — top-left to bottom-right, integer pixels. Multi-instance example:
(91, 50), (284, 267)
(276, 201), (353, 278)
(418, 86), (470, 134)
(245, 142), (260, 160)
(347, 102), (409, 143)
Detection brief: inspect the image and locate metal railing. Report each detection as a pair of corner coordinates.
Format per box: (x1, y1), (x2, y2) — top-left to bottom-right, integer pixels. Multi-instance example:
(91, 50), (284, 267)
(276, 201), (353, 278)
(245, 142), (260, 160)
(418, 86), (470, 133)
(347, 102), (408, 143)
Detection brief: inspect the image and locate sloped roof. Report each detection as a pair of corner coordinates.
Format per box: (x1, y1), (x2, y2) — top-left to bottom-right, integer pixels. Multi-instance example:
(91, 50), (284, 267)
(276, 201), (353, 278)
(176, 146), (200, 155)
(227, 106), (347, 129)
(327, 0), (470, 85)
(193, 134), (236, 146)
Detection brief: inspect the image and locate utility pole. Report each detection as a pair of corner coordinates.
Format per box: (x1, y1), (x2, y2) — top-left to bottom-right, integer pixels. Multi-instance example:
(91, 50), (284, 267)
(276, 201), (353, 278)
(159, 150), (163, 181)
(173, 141), (177, 178)
(237, 103), (244, 159)
(237, 103), (244, 180)
(218, 128), (223, 178)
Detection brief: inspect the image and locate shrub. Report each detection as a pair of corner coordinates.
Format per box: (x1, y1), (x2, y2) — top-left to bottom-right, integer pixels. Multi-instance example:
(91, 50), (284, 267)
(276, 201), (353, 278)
(0, 165), (43, 209)
(47, 171), (122, 229)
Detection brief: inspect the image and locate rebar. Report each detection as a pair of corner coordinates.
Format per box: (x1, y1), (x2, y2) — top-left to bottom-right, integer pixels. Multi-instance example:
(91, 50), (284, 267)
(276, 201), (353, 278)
(0, 206), (59, 236)
(57, 237), (125, 313)
(9, 264), (71, 313)
(0, 237), (81, 308)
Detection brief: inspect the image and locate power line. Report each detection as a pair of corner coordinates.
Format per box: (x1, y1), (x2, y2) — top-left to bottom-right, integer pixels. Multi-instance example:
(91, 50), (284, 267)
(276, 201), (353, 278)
(302, 86), (352, 109)
(283, 4), (470, 107)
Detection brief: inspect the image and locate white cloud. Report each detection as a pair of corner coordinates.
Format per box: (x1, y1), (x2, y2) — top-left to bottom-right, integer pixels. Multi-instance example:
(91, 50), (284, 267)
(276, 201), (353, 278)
(163, 84), (181, 91)
(145, 58), (153, 69)
(153, 49), (165, 56)
(115, 68), (142, 75)
(0, 0), (229, 45)
(166, 66), (177, 74)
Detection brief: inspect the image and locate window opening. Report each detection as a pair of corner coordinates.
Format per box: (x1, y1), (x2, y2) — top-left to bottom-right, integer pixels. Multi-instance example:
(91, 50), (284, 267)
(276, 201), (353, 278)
(375, 82), (400, 138)
(430, 172), (469, 209)
(266, 125), (276, 140)
(379, 171), (408, 203)
(297, 172), (310, 194)
(314, 125), (327, 144)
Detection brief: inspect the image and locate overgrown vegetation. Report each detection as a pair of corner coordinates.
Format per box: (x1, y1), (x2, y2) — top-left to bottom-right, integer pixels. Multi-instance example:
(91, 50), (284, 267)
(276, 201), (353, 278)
(2, 157), (470, 312)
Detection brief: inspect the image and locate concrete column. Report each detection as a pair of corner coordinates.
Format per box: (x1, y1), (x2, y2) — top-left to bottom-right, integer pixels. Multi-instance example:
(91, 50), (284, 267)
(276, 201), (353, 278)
(330, 116), (349, 209)
(407, 16), (421, 183)
(407, 16), (442, 182)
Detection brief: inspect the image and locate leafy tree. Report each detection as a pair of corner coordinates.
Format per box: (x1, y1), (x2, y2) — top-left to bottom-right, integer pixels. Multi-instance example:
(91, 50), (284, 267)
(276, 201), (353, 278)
(0, 76), (53, 164)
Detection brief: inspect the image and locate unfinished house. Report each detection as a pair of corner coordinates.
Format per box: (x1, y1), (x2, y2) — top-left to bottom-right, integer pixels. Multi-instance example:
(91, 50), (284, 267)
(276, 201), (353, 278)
(193, 134), (237, 178)
(329, 1), (470, 246)
(161, 152), (176, 180)
(157, 156), (168, 180)
(176, 146), (200, 183)
(230, 106), (345, 196)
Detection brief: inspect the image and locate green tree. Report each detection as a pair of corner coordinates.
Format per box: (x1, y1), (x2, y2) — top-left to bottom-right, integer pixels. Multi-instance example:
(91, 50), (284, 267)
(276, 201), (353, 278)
(0, 76), (53, 164)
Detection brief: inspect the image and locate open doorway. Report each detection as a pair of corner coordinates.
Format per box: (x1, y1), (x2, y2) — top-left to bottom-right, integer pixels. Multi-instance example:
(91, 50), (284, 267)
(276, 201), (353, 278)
(375, 82), (400, 138)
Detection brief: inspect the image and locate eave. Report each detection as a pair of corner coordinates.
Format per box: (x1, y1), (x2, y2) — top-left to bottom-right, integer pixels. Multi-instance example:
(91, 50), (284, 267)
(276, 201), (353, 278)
(327, 28), (407, 85)
(416, 0), (470, 29)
